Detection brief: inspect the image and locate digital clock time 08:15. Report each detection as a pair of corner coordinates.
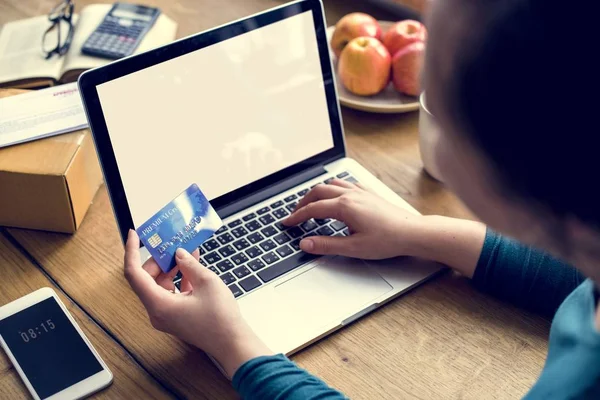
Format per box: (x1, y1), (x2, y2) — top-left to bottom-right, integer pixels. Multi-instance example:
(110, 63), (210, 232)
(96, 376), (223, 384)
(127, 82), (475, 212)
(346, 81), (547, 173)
(19, 320), (55, 342)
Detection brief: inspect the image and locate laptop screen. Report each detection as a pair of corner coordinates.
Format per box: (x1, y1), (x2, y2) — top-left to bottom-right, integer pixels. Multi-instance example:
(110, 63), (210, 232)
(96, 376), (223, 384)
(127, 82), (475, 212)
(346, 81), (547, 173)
(96, 10), (334, 226)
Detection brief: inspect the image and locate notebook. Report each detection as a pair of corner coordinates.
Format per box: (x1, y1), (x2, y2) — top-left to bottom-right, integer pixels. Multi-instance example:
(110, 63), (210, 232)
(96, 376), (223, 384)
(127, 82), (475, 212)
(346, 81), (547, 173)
(0, 4), (177, 89)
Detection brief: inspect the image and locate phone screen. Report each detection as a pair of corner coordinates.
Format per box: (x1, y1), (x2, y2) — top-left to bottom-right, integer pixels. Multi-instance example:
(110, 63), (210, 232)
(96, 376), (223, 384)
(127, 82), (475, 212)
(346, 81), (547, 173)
(0, 297), (103, 399)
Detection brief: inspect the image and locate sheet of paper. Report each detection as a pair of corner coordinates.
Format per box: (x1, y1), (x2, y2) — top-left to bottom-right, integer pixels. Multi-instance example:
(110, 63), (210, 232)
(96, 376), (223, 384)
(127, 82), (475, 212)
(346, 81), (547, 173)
(0, 82), (88, 148)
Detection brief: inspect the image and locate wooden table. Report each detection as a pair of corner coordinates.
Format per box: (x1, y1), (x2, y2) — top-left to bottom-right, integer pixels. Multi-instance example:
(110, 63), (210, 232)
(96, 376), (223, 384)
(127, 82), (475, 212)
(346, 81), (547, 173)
(0, 1), (550, 399)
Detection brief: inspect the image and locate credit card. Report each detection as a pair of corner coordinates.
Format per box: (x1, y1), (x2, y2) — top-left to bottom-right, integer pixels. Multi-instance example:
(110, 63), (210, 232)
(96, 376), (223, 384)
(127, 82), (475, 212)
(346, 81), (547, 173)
(136, 183), (222, 273)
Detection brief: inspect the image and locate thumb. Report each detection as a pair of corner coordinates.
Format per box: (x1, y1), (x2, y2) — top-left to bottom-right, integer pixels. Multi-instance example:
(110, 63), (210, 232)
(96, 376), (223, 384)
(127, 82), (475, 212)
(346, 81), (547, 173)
(175, 248), (212, 286)
(299, 235), (360, 257)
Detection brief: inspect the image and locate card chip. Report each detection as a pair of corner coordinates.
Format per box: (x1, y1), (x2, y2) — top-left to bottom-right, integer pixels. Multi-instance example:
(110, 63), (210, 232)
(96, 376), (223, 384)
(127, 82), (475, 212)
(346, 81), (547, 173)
(148, 233), (162, 248)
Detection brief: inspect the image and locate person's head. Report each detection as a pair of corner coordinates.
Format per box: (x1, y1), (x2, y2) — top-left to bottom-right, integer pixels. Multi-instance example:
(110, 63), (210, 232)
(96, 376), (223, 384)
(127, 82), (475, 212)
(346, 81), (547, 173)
(425, 0), (600, 279)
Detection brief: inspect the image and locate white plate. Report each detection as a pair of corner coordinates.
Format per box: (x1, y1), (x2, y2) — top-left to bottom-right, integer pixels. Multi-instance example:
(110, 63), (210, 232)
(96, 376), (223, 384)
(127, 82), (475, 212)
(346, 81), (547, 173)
(326, 21), (419, 114)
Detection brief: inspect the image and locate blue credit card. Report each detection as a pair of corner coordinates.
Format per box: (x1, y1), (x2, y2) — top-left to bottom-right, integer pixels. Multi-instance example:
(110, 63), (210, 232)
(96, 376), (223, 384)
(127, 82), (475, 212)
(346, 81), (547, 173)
(136, 183), (223, 273)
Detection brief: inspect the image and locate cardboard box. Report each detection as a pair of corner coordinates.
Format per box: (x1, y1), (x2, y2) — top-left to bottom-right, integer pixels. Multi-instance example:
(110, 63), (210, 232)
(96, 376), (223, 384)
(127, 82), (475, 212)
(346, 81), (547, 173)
(0, 89), (103, 233)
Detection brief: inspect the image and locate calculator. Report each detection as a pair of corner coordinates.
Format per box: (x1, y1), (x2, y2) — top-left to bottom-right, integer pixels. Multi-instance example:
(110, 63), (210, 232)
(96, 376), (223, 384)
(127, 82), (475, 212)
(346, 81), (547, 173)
(81, 3), (160, 60)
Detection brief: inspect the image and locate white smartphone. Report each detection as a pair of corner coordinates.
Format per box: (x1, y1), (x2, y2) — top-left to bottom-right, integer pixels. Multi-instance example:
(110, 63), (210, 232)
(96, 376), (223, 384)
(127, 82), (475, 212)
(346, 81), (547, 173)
(0, 288), (113, 400)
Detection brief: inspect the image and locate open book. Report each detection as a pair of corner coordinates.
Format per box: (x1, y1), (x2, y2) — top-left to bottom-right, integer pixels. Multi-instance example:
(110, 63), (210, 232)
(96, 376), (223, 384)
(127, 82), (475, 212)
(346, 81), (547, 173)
(0, 4), (177, 89)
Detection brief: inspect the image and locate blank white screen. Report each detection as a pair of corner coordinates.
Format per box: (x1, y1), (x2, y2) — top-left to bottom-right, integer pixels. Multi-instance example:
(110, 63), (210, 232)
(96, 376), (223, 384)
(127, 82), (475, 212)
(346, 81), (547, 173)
(97, 10), (334, 225)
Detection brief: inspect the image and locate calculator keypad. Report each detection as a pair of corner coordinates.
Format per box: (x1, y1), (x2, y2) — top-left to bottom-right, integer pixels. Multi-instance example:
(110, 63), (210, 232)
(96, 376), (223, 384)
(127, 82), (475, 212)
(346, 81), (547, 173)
(82, 16), (147, 59)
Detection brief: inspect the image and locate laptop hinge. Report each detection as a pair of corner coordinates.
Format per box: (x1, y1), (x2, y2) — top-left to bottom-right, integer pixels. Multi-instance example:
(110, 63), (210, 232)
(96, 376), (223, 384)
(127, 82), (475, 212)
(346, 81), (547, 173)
(217, 165), (328, 219)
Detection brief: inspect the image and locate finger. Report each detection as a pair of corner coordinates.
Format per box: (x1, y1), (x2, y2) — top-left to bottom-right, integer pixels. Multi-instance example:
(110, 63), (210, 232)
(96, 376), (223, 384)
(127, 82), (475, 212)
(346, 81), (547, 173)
(175, 248), (215, 287)
(284, 199), (342, 226)
(299, 235), (363, 257)
(142, 259), (162, 280)
(328, 179), (358, 190)
(179, 248), (200, 292)
(124, 230), (168, 308)
(180, 275), (193, 293)
(156, 273), (176, 291)
(293, 184), (348, 213)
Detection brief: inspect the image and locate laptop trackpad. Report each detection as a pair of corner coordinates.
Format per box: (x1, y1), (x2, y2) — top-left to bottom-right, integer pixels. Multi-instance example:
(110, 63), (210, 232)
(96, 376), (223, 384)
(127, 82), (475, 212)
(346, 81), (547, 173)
(274, 256), (393, 328)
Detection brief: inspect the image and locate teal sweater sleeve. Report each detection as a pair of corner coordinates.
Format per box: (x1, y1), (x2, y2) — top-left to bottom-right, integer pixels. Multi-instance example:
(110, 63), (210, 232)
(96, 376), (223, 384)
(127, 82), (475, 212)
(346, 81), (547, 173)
(232, 354), (347, 399)
(472, 229), (586, 318)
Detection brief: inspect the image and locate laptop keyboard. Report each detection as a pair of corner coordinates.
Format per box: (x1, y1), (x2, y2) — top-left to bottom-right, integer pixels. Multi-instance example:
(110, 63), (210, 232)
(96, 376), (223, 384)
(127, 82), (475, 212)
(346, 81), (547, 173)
(173, 171), (356, 298)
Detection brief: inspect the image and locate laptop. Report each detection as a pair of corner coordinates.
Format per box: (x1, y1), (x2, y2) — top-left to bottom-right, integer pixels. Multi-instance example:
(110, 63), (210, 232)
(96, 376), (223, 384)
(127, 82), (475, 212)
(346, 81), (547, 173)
(78, 0), (442, 360)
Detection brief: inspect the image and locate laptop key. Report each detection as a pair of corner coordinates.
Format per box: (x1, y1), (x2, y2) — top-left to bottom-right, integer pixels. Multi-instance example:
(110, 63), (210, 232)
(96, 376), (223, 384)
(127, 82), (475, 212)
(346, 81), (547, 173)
(273, 232), (291, 245)
(258, 252), (319, 283)
(257, 206), (270, 215)
(199, 258), (207, 266)
(174, 280), (181, 291)
(232, 253), (249, 265)
(245, 220), (262, 232)
(209, 266), (220, 275)
(233, 238), (251, 251)
(247, 232), (264, 244)
(270, 200), (284, 209)
(275, 222), (286, 231)
(233, 266), (251, 279)
(301, 219), (318, 232)
(220, 272), (236, 285)
(228, 219), (242, 228)
(342, 228), (350, 236)
(333, 233), (344, 237)
(346, 177), (358, 184)
(228, 284), (243, 298)
(217, 232), (234, 244)
(297, 188), (309, 196)
(273, 208), (288, 219)
(284, 194), (297, 203)
(276, 244), (293, 258)
(204, 252), (221, 264)
(216, 259), (234, 272)
(330, 220), (347, 231)
(259, 214), (275, 225)
(317, 226), (335, 236)
(242, 213), (256, 221)
(245, 246), (263, 259)
(259, 239), (277, 252)
(239, 275), (262, 292)
(248, 259), (266, 271)
(290, 239), (301, 251)
(315, 218), (331, 226)
(286, 226), (303, 239)
(199, 247), (206, 255)
(215, 225), (228, 234)
(232, 227), (248, 238)
(203, 239), (220, 251)
(286, 202), (297, 212)
(336, 171), (349, 179)
(262, 251), (280, 264)
(324, 177), (334, 184)
(261, 226), (278, 237)
(218, 245), (236, 258)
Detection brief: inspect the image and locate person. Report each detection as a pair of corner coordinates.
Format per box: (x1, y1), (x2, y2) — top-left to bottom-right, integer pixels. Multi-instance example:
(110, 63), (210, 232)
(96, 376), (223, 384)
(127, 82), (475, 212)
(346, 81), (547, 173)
(123, 0), (600, 398)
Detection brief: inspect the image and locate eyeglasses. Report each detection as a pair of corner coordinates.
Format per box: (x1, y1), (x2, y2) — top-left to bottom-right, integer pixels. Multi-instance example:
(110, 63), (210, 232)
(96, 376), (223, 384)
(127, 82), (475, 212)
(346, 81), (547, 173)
(42, 0), (75, 59)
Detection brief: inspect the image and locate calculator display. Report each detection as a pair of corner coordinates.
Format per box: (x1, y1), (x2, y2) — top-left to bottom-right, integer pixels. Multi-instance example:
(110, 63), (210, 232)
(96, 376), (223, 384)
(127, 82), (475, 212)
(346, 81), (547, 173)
(112, 4), (155, 22)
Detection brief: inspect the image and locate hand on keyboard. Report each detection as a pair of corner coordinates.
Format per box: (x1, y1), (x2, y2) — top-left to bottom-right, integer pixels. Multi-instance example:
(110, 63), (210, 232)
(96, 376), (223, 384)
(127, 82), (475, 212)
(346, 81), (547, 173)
(124, 230), (273, 378)
(283, 179), (425, 259)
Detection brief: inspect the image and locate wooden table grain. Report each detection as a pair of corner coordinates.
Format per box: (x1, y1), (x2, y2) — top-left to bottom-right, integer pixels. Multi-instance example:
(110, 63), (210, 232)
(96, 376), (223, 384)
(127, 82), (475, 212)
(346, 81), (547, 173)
(1, 0), (550, 399)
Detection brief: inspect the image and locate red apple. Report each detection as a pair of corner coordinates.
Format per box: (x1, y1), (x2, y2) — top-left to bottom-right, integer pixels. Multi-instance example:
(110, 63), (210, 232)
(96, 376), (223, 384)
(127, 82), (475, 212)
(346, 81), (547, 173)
(391, 41), (425, 96)
(338, 37), (391, 96)
(330, 13), (382, 59)
(383, 20), (427, 57)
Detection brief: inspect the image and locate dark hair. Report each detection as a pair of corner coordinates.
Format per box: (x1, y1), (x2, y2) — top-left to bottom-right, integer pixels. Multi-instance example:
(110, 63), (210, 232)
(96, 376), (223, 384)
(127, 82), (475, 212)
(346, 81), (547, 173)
(450, 0), (599, 228)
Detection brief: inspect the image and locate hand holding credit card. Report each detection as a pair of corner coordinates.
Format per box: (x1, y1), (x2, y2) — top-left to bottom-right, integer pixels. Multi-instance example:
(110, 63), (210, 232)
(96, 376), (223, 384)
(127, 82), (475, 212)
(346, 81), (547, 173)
(136, 184), (222, 273)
